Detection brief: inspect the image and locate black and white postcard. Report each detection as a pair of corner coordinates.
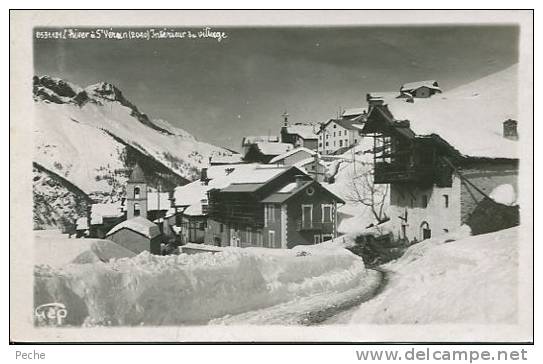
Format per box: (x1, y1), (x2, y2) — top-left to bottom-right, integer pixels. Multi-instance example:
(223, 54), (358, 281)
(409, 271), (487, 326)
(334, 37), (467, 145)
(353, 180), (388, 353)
(9, 10), (534, 343)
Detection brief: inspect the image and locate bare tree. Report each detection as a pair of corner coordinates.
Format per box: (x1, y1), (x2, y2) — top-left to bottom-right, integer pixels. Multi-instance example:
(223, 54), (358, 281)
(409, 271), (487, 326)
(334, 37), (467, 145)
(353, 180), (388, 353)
(345, 167), (389, 224)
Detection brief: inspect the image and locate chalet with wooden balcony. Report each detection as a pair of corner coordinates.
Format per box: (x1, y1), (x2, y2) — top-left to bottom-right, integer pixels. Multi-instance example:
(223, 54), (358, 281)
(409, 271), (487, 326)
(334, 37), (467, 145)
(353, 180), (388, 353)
(361, 66), (519, 242)
(205, 165), (344, 248)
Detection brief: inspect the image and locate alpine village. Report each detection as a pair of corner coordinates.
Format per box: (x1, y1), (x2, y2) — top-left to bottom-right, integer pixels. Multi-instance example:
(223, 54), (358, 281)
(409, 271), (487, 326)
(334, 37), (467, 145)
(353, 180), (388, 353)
(41, 75), (519, 266)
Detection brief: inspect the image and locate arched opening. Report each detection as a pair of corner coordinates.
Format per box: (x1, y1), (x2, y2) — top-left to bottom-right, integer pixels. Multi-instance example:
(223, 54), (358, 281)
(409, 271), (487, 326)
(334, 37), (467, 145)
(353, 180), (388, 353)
(420, 221), (431, 240)
(134, 186), (140, 199)
(134, 203), (140, 217)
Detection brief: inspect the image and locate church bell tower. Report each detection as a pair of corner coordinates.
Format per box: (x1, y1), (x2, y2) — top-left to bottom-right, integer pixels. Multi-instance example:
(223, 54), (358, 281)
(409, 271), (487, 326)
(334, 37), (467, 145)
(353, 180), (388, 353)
(126, 164), (148, 219)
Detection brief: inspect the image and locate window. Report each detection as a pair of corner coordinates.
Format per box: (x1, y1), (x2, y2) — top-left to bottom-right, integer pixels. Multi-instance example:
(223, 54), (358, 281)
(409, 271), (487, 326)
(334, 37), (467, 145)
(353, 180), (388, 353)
(134, 186), (140, 199)
(220, 223), (224, 233)
(325, 141), (329, 147)
(333, 124), (336, 128)
(319, 142), (322, 148)
(322, 234), (333, 242)
(344, 139), (348, 145)
(333, 141), (336, 147)
(422, 195), (428, 208)
(339, 140), (343, 147)
(134, 203), (140, 216)
(264, 204), (275, 226)
(268, 230), (276, 248)
(443, 194), (449, 208)
(302, 204), (313, 228)
(247, 227), (252, 244)
(322, 204), (333, 223)
(333, 132), (336, 137)
(256, 230), (263, 247)
(344, 130), (347, 136)
(354, 139), (358, 143)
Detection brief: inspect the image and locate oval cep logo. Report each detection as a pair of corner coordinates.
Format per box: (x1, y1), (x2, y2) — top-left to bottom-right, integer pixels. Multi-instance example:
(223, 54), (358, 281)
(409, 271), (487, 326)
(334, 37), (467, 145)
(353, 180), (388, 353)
(34, 303), (68, 326)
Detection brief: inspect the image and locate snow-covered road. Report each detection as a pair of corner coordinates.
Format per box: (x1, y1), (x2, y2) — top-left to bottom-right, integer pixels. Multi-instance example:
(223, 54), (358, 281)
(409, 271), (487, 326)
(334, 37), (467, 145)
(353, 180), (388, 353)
(211, 269), (382, 325)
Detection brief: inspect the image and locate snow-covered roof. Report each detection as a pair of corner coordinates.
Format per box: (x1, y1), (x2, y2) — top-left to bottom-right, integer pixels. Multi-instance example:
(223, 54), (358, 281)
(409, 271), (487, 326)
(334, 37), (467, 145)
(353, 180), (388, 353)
(165, 207), (177, 218)
(268, 147), (316, 164)
(278, 182), (298, 193)
(342, 108), (366, 117)
(173, 164), (289, 209)
(400, 80), (441, 92)
(367, 91), (398, 100)
(106, 216), (161, 239)
(293, 157), (327, 172)
(210, 154), (244, 165)
(183, 204), (205, 216)
(325, 118), (365, 131)
(76, 217), (89, 230)
(242, 135), (279, 146)
(91, 202), (123, 225)
(261, 180), (345, 204)
(284, 124), (318, 140)
(371, 65), (518, 159)
(255, 142), (293, 156)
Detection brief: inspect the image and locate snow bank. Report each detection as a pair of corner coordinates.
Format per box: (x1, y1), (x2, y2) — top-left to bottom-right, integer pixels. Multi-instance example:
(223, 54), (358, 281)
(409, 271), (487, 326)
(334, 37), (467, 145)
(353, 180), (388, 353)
(489, 184), (517, 206)
(349, 226), (518, 324)
(35, 230), (135, 267)
(34, 244), (372, 326)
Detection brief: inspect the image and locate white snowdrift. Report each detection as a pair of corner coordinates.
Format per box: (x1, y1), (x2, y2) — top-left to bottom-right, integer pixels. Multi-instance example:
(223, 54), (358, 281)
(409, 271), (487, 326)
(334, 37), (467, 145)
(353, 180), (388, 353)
(35, 230), (135, 268)
(489, 184), (517, 206)
(34, 243), (374, 326)
(348, 226), (518, 324)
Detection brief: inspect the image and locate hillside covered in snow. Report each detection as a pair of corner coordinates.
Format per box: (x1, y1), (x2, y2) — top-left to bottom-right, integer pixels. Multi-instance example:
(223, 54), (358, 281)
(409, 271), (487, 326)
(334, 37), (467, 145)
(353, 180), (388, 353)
(343, 227), (519, 324)
(33, 76), (233, 228)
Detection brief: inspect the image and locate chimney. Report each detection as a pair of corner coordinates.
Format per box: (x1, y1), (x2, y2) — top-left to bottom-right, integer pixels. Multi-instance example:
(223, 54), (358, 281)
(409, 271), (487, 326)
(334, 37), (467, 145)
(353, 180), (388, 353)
(201, 168), (209, 186)
(503, 119), (518, 140)
(313, 153), (319, 181)
(295, 175), (306, 188)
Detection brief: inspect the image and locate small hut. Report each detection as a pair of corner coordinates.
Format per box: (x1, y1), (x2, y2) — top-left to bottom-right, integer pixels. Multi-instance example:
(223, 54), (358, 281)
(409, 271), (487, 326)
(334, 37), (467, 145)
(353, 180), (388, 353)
(106, 216), (162, 255)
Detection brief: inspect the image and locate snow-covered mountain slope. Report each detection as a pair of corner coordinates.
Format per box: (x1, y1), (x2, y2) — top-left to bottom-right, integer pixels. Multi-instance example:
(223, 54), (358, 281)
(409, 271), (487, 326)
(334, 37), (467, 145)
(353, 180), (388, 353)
(33, 76), (234, 228)
(33, 162), (92, 230)
(33, 75), (232, 195)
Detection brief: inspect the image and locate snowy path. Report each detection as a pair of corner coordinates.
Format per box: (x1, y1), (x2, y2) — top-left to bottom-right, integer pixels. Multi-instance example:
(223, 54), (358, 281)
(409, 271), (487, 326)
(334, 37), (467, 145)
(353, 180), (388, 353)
(210, 269), (383, 325)
(322, 268), (391, 324)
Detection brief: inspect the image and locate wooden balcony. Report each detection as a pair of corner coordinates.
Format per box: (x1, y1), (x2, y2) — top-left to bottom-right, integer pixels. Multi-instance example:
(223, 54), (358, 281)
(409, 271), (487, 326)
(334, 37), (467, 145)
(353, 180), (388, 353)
(296, 220), (334, 232)
(374, 162), (434, 185)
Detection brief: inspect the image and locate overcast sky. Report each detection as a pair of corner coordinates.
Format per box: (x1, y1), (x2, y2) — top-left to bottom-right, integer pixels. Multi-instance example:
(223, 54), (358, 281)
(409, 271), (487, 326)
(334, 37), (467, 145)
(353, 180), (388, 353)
(34, 25), (519, 151)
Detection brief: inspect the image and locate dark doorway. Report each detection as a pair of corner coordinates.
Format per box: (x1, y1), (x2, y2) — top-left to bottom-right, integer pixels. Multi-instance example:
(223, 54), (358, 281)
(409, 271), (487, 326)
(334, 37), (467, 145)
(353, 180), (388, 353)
(420, 221), (431, 240)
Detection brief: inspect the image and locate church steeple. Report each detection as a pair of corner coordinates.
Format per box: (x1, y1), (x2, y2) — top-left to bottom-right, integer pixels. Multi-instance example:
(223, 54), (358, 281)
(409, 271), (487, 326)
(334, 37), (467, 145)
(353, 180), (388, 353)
(126, 164), (148, 219)
(282, 110), (289, 127)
